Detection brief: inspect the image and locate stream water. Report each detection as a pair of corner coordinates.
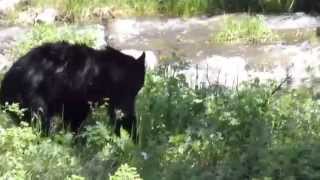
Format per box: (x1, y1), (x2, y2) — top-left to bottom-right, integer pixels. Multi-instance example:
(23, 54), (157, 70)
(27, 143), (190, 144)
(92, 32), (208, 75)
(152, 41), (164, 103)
(108, 13), (320, 87)
(1, 12), (320, 88)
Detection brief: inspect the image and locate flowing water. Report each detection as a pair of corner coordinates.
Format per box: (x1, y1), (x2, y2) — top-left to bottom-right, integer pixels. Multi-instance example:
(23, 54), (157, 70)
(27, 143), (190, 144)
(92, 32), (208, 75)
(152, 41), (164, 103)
(108, 13), (320, 87)
(1, 13), (320, 87)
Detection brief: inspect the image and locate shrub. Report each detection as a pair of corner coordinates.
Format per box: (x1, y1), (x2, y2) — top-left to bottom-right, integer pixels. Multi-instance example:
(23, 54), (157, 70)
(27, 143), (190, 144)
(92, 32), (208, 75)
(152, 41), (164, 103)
(0, 123), (81, 179)
(1, 68), (320, 179)
(110, 163), (142, 180)
(11, 24), (98, 59)
(213, 15), (279, 44)
(2, 23), (320, 178)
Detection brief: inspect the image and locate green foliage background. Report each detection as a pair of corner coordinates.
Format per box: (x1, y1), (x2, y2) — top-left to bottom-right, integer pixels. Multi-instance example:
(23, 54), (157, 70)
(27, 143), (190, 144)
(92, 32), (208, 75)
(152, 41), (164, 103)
(1, 62), (320, 179)
(2, 6), (320, 178)
(213, 15), (279, 44)
(6, 0), (313, 23)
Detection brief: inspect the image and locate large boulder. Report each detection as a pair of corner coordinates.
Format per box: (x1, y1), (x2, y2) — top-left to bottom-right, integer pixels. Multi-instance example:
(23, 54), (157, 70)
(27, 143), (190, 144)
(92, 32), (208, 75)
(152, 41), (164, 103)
(0, 54), (12, 72)
(0, 26), (28, 55)
(181, 55), (248, 88)
(0, 0), (22, 14)
(35, 8), (58, 24)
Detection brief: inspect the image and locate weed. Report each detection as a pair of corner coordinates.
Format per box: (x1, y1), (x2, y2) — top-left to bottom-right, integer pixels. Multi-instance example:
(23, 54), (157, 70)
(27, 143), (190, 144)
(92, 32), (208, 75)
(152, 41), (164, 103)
(10, 24), (98, 59)
(213, 15), (279, 44)
(3, 0), (304, 23)
(2, 20), (320, 179)
(110, 163), (142, 180)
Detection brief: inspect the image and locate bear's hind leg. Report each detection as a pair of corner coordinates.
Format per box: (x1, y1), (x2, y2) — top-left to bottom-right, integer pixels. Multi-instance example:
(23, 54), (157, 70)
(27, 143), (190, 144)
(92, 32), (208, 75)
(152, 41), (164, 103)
(29, 96), (54, 135)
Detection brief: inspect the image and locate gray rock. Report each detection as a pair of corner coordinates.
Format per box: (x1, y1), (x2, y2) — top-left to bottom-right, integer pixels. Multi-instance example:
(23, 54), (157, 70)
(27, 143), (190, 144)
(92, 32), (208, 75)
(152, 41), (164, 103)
(17, 8), (39, 24)
(107, 14), (320, 65)
(181, 55), (248, 88)
(286, 45), (320, 87)
(182, 43), (320, 89)
(35, 8), (58, 24)
(0, 26), (28, 54)
(265, 12), (320, 30)
(255, 42), (320, 86)
(121, 49), (158, 70)
(0, 26), (27, 42)
(75, 24), (107, 49)
(0, 54), (12, 72)
(0, 0), (22, 14)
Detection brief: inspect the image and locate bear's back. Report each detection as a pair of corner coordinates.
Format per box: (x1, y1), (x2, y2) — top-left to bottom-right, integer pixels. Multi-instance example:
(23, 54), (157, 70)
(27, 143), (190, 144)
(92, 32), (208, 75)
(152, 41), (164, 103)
(0, 42), (99, 104)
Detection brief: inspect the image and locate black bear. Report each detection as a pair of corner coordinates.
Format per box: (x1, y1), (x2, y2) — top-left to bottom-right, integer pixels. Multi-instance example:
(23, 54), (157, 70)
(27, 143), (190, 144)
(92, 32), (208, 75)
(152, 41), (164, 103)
(0, 41), (145, 142)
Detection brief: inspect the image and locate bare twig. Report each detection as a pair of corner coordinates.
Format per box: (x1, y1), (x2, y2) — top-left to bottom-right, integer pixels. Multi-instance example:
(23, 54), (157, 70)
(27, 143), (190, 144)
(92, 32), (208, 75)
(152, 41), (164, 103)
(263, 74), (291, 107)
(270, 76), (290, 97)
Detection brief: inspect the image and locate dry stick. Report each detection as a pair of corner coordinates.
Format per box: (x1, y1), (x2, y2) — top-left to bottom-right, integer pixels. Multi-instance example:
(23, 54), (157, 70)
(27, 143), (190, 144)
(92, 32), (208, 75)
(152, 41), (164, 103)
(263, 75), (291, 107)
(270, 65), (292, 97)
(235, 75), (240, 100)
(206, 63), (213, 87)
(196, 64), (199, 90)
(270, 76), (290, 97)
(233, 74), (239, 91)
(210, 67), (222, 97)
(225, 73), (228, 87)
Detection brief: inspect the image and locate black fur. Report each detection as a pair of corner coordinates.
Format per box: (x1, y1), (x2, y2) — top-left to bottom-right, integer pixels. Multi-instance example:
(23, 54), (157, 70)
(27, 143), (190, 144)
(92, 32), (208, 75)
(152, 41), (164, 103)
(0, 41), (145, 142)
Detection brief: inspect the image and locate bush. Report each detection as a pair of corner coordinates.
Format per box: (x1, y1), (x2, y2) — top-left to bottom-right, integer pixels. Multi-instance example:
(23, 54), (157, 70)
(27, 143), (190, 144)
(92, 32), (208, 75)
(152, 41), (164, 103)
(6, 0), (309, 23)
(1, 67), (320, 179)
(0, 124), (81, 179)
(213, 15), (279, 44)
(110, 163), (142, 180)
(261, 0), (295, 12)
(11, 24), (98, 59)
(2, 23), (320, 178)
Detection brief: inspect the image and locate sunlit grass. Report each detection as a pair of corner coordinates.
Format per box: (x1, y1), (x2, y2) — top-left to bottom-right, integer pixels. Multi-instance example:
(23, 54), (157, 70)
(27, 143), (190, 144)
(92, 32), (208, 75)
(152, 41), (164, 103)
(213, 15), (279, 44)
(10, 24), (99, 59)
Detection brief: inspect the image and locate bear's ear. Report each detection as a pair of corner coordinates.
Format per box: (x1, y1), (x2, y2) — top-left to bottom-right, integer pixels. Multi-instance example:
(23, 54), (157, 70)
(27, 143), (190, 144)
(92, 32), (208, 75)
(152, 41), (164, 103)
(137, 52), (145, 65)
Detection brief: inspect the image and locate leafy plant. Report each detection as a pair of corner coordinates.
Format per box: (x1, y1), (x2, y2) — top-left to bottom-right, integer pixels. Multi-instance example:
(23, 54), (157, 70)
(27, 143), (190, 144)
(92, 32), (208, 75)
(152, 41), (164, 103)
(2, 24), (320, 179)
(213, 15), (279, 44)
(2, 102), (27, 119)
(110, 163), (142, 180)
(11, 24), (98, 58)
(3, 0), (318, 27)
(261, 0), (296, 12)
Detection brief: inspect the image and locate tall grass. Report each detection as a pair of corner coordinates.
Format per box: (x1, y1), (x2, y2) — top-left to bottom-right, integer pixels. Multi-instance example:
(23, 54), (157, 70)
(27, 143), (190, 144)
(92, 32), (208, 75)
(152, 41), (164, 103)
(3, 14), (320, 179)
(10, 24), (100, 59)
(15, 0), (301, 22)
(2, 66), (320, 179)
(213, 15), (279, 44)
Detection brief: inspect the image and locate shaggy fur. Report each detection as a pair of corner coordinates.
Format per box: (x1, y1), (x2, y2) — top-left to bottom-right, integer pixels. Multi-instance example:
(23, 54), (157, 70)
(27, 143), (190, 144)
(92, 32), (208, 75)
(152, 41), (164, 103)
(0, 41), (145, 142)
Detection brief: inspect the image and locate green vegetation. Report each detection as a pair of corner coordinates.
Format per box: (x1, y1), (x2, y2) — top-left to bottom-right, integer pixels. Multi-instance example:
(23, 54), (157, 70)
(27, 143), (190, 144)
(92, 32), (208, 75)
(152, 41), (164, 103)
(26, 0), (207, 22)
(26, 0), (220, 21)
(213, 15), (279, 44)
(1, 65), (320, 179)
(10, 24), (100, 58)
(110, 164), (142, 180)
(6, 0), (308, 22)
(2, 10), (320, 179)
(261, 0), (296, 12)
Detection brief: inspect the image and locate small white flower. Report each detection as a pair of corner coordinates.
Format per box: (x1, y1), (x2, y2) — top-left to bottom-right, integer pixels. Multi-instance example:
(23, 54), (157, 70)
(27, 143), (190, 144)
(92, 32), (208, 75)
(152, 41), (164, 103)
(115, 109), (125, 119)
(141, 151), (148, 160)
(0, 127), (5, 135)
